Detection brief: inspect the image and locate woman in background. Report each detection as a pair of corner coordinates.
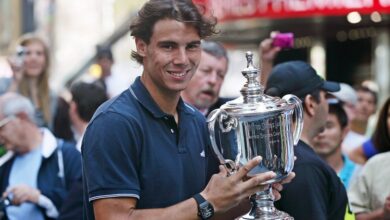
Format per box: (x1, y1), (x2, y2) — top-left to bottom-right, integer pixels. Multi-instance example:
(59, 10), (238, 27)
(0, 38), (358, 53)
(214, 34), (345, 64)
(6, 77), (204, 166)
(0, 34), (57, 128)
(349, 96), (390, 164)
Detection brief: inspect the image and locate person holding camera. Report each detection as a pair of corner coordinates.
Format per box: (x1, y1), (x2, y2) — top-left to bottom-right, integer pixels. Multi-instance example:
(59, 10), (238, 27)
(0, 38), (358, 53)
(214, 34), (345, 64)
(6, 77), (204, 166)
(0, 34), (57, 130)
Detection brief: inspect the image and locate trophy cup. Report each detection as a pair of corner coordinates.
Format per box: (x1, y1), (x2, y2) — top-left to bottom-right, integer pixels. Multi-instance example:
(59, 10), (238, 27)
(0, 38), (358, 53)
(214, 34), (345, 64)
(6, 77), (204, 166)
(207, 52), (303, 220)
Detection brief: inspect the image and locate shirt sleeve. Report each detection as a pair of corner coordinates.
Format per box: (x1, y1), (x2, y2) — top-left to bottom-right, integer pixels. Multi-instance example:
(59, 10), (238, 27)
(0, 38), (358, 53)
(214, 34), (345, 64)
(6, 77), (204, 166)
(348, 163), (373, 213)
(362, 139), (377, 159)
(82, 111), (143, 202)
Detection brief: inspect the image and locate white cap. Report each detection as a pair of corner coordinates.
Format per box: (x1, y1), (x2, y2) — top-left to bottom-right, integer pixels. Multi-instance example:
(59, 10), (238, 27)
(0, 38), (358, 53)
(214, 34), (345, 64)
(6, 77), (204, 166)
(331, 83), (358, 106)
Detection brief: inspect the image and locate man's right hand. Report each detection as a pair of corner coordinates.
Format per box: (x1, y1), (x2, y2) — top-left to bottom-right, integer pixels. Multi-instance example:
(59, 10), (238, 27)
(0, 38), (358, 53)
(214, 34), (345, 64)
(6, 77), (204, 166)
(200, 156), (276, 213)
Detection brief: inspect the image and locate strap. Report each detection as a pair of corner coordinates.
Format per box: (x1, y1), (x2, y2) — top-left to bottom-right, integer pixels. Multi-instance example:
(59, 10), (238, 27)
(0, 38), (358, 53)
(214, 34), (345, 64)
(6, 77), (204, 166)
(193, 193), (206, 206)
(56, 139), (66, 188)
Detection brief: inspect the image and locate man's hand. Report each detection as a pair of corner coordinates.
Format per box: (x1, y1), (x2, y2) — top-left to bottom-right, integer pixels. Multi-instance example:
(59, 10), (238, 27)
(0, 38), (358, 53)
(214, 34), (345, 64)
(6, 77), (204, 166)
(201, 156), (277, 213)
(259, 38), (281, 86)
(4, 185), (41, 206)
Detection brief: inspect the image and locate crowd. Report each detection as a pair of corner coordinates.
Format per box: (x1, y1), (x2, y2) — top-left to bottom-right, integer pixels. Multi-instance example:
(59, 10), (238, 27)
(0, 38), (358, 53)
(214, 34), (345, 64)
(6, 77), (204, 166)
(1, 0), (390, 219)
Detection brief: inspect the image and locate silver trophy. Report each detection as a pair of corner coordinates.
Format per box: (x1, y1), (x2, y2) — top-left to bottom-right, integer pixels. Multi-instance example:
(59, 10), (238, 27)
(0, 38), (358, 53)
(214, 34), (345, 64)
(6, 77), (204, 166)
(207, 51), (303, 220)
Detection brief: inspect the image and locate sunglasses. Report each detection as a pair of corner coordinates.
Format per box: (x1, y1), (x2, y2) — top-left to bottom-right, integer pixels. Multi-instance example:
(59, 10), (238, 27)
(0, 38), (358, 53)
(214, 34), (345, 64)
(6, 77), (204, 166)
(0, 116), (15, 129)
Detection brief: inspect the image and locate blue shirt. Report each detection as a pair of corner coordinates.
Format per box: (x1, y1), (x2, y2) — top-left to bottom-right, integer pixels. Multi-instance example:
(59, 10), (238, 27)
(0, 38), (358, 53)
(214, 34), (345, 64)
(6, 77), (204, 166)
(338, 154), (358, 189)
(82, 77), (214, 219)
(7, 146), (44, 220)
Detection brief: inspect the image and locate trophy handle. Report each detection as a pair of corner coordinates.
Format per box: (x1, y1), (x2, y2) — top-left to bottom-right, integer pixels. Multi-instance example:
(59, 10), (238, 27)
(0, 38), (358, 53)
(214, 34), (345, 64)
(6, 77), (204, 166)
(282, 94), (304, 145)
(207, 109), (238, 174)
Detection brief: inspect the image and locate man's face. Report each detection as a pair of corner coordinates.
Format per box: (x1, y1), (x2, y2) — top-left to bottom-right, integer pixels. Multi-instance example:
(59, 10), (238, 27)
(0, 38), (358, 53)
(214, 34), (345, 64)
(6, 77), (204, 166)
(97, 57), (113, 78)
(355, 91), (376, 122)
(313, 113), (346, 157)
(136, 19), (201, 94)
(0, 114), (19, 152)
(182, 51), (228, 110)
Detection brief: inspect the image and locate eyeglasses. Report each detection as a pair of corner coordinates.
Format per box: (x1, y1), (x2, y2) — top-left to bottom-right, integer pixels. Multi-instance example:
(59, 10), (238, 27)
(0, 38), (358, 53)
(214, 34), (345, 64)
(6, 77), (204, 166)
(0, 116), (15, 129)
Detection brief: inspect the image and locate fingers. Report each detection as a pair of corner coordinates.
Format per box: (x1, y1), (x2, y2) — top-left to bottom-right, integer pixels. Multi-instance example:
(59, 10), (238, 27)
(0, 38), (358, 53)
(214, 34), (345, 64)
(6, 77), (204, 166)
(272, 188), (281, 201)
(280, 172), (295, 185)
(239, 171), (276, 197)
(232, 156), (262, 181)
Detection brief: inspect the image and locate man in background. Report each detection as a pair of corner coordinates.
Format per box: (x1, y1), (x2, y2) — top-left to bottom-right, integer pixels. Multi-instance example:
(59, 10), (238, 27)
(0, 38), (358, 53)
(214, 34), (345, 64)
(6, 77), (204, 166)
(312, 100), (360, 189)
(182, 39), (280, 116)
(331, 83), (367, 154)
(181, 40), (230, 116)
(68, 82), (108, 151)
(265, 61), (349, 219)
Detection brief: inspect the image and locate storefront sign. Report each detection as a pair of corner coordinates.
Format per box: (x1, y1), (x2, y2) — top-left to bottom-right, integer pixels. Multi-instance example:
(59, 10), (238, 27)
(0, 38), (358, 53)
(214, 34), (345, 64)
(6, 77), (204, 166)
(194, 0), (390, 21)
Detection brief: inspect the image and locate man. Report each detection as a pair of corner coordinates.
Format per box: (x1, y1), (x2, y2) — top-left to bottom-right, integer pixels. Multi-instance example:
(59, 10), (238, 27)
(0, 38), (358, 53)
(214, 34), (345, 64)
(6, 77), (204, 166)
(94, 46), (114, 94)
(58, 82), (108, 220)
(351, 85), (377, 136)
(182, 39), (280, 116)
(0, 92), (81, 219)
(68, 82), (108, 151)
(181, 40), (230, 116)
(331, 83), (367, 154)
(349, 152), (390, 219)
(265, 61), (349, 219)
(82, 1), (285, 219)
(312, 100), (360, 189)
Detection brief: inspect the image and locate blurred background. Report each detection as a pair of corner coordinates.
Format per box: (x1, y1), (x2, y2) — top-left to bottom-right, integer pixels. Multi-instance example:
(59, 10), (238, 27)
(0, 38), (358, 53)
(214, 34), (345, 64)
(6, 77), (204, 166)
(0, 0), (389, 103)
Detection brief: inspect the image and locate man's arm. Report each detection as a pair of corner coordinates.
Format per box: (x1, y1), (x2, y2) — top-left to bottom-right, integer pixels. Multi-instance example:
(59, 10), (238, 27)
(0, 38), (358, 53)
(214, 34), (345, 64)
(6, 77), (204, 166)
(93, 157), (277, 220)
(356, 195), (390, 220)
(258, 38), (280, 86)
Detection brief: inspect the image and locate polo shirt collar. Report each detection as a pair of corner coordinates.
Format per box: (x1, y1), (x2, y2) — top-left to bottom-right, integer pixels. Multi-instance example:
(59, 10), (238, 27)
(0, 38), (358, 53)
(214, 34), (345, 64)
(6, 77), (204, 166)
(129, 77), (196, 118)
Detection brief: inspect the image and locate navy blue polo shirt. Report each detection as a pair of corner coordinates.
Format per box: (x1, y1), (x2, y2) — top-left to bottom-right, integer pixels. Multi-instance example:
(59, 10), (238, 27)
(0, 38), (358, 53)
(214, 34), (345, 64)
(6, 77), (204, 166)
(82, 77), (214, 219)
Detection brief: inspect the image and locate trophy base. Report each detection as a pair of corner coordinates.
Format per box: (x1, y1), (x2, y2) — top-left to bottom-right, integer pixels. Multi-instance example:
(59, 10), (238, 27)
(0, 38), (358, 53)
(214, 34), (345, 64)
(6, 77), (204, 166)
(239, 209), (293, 220)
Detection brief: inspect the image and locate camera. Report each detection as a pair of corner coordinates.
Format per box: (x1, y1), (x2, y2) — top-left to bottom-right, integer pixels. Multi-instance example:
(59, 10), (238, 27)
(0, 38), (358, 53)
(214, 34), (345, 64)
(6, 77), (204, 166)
(271, 32), (294, 49)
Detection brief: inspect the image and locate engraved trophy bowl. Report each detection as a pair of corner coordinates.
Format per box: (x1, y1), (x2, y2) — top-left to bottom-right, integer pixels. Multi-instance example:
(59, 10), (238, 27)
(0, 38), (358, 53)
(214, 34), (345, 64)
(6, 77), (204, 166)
(207, 52), (303, 220)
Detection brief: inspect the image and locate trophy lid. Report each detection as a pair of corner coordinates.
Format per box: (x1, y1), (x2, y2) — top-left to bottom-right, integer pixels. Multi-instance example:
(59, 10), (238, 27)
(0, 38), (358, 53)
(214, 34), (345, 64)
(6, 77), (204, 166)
(220, 51), (294, 116)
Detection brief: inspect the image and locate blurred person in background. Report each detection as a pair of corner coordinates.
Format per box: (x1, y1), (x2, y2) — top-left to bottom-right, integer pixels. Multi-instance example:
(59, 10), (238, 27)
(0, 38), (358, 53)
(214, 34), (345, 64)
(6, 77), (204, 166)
(58, 82), (107, 220)
(331, 83), (367, 154)
(0, 92), (81, 220)
(351, 85), (377, 136)
(52, 97), (75, 143)
(349, 96), (390, 164)
(181, 40), (230, 116)
(349, 151), (390, 220)
(68, 81), (108, 151)
(182, 38), (280, 116)
(265, 61), (350, 220)
(94, 46), (114, 97)
(312, 100), (360, 189)
(0, 34), (57, 129)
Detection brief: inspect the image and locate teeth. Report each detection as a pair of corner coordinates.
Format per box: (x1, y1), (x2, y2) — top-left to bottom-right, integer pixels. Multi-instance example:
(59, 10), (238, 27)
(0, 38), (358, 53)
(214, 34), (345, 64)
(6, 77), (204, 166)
(169, 71), (186, 77)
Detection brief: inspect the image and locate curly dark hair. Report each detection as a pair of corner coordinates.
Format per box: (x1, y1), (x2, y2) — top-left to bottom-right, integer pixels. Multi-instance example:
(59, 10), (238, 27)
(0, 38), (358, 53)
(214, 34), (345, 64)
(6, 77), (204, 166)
(372, 96), (390, 153)
(129, 0), (217, 64)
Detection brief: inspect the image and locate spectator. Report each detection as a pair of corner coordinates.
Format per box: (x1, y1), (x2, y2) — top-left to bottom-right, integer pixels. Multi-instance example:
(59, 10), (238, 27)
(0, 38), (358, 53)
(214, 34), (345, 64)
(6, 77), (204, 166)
(331, 83), (367, 154)
(0, 34), (57, 129)
(349, 96), (390, 164)
(312, 100), (360, 189)
(349, 152), (390, 220)
(265, 61), (349, 219)
(351, 85), (377, 136)
(68, 82), (108, 151)
(58, 82), (108, 220)
(181, 40), (231, 116)
(0, 92), (81, 219)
